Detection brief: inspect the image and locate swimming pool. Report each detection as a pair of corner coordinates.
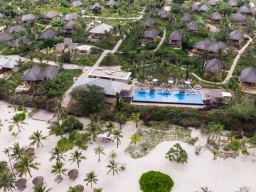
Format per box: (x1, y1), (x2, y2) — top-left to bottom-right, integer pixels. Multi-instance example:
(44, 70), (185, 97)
(132, 89), (204, 105)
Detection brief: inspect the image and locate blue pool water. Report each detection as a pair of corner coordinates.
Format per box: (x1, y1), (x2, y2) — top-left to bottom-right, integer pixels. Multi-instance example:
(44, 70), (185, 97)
(132, 89), (204, 105)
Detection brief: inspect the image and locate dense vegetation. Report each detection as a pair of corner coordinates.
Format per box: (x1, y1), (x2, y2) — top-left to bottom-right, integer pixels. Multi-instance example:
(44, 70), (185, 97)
(139, 171), (174, 192)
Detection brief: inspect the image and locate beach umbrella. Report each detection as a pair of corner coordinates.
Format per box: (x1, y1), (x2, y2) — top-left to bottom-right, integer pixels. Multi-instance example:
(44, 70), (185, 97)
(32, 176), (44, 186)
(25, 147), (35, 157)
(68, 169), (79, 180)
(152, 79), (158, 82)
(15, 178), (27, 190)
(74, 184), (84, 192)
(185, 80), (191, 84)
(168, 80), (174, 84)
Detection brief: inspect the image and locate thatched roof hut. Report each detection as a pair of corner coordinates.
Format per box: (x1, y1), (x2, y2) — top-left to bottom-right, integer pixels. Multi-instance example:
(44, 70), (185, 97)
(187, 21), (199, 31)
(239, 5), (252, 14)
(6, 25), (25, 33)
(211, 12), (222, 21)
(63, 13), (78, 21)
(204, 59), (224, 73)
(180, 13), (192, 22)
(198, 4), (209, 12)
(159, 10), (169, 19)
(227, 30), (243, 41)
(233, 12), (247, 24)
(0, 33), (14, 43)
(20, 14), (36, 23)
(42, 11), (59, 19)
(206, 41), (227, 53)
(239, 67), (256, 84)
(193, 39), (213, 50)
(106, 0), (116, 7)
(191, 3), (199, 11)
(168, 30), (183, 41)
(32, 176), (44, 186)
(208, 0), (218, 6)
(63, 20), (76, 30)
(70, 1), (83, 8)
(68, 169), (79, 180)
(228, 0), (238, 7)
(143, 29), (160, 39)
(38, 29), (56, 40)
(144, 18), (156, 27)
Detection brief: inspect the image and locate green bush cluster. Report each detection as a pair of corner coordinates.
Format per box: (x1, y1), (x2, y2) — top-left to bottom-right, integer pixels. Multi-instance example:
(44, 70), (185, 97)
(139, 171), (174, 192)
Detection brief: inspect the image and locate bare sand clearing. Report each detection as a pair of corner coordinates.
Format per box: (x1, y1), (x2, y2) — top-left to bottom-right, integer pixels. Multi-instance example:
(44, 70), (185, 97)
(0, 100), (256, 192)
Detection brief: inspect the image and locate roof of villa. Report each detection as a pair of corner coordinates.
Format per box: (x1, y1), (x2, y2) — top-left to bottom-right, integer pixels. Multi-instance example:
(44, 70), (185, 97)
(21, 66), (59, 81)
(211, 12), (222, 20)
(20, 14), (36, 22)
(9, 36), (30, 48)
(6, 25), (25, 33)
(180, 13), (192, 22)
(159, 10), (169, 19)
(72, 78), (127, 96)
(63, 13), (79, 21)
(70, 1), (83, 7)
(106, 0), (116, 6)
(144, 18), (156, 27)
(187, 21), (199, 31)
(0, 33), (14, 42)
(227, 30), (243, 41)
(63, 20), (76, 30)
(168, 30), (183, 41)
(233, 12), (247, 22)
(191, 3), (199, 11)
(89, 23), (113, 34)
(206, 41), (228, 53)
(251, 6), (256, 13)
(208, 0), (218, 6)
(204, 59), (224, 73)
(193, 39), (213, 50)
(239, 67), (256, 84)
(38, 29), (56, 40)
(143, 28), (160, 39)
(42, 11), (59, 19)
(198, 4), (209, 12)
(239, 5), (251, 14)
(228, 0), (238, 7)
(0, 58), (18, 69)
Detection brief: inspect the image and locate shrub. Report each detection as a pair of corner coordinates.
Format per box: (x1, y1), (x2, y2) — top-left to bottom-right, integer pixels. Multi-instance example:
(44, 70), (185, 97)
(139, 171), (174, 192)
(166, 143), (188, 164)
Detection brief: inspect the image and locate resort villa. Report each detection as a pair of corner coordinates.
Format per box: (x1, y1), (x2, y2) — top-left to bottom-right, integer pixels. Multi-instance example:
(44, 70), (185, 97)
(239, 67), (256, 89)
(42, 11), (59, 23)
(89, 23), (113, 41)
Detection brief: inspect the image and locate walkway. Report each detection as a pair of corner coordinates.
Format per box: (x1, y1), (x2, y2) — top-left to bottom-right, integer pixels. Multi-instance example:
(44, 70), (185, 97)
(187, 35), (252, 85)
(152, 29), (166, 52)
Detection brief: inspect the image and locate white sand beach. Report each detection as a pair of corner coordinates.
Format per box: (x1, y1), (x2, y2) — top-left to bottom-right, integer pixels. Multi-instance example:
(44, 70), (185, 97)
(0, 100), (256, 192)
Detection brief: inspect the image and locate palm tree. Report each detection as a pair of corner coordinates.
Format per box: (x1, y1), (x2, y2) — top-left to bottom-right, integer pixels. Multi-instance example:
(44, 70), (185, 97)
(0, 173), (16, 192)
(84, 171), (98, 188)
(11, 143), (25, 162)
(105, 121), (114, 133)
(3, 147), (14, 174)
(115, 112), (126, 130)
(33, 182), (52, 192)
(129, 112), (140, 129)
(67, 186), (78, 192)
(107, 160), (119, 176)
(86, 121), (102, 142)
(69, 150), (86, 168)
(9, 113), (27, 132)
(51, 162), (67, 181)
(94, 146), (105, 162)
(54, 99), (67, 121)
(130, 133), (141, 145)
(49, 121), (65, 138)
(93, 188), (103, 192)
(112, 130), (123, 148)
(29, 130), (47, 148)
(14, 155), (40, 177)
(49, 147), (66, 163)
(211, 123), (224, 146)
